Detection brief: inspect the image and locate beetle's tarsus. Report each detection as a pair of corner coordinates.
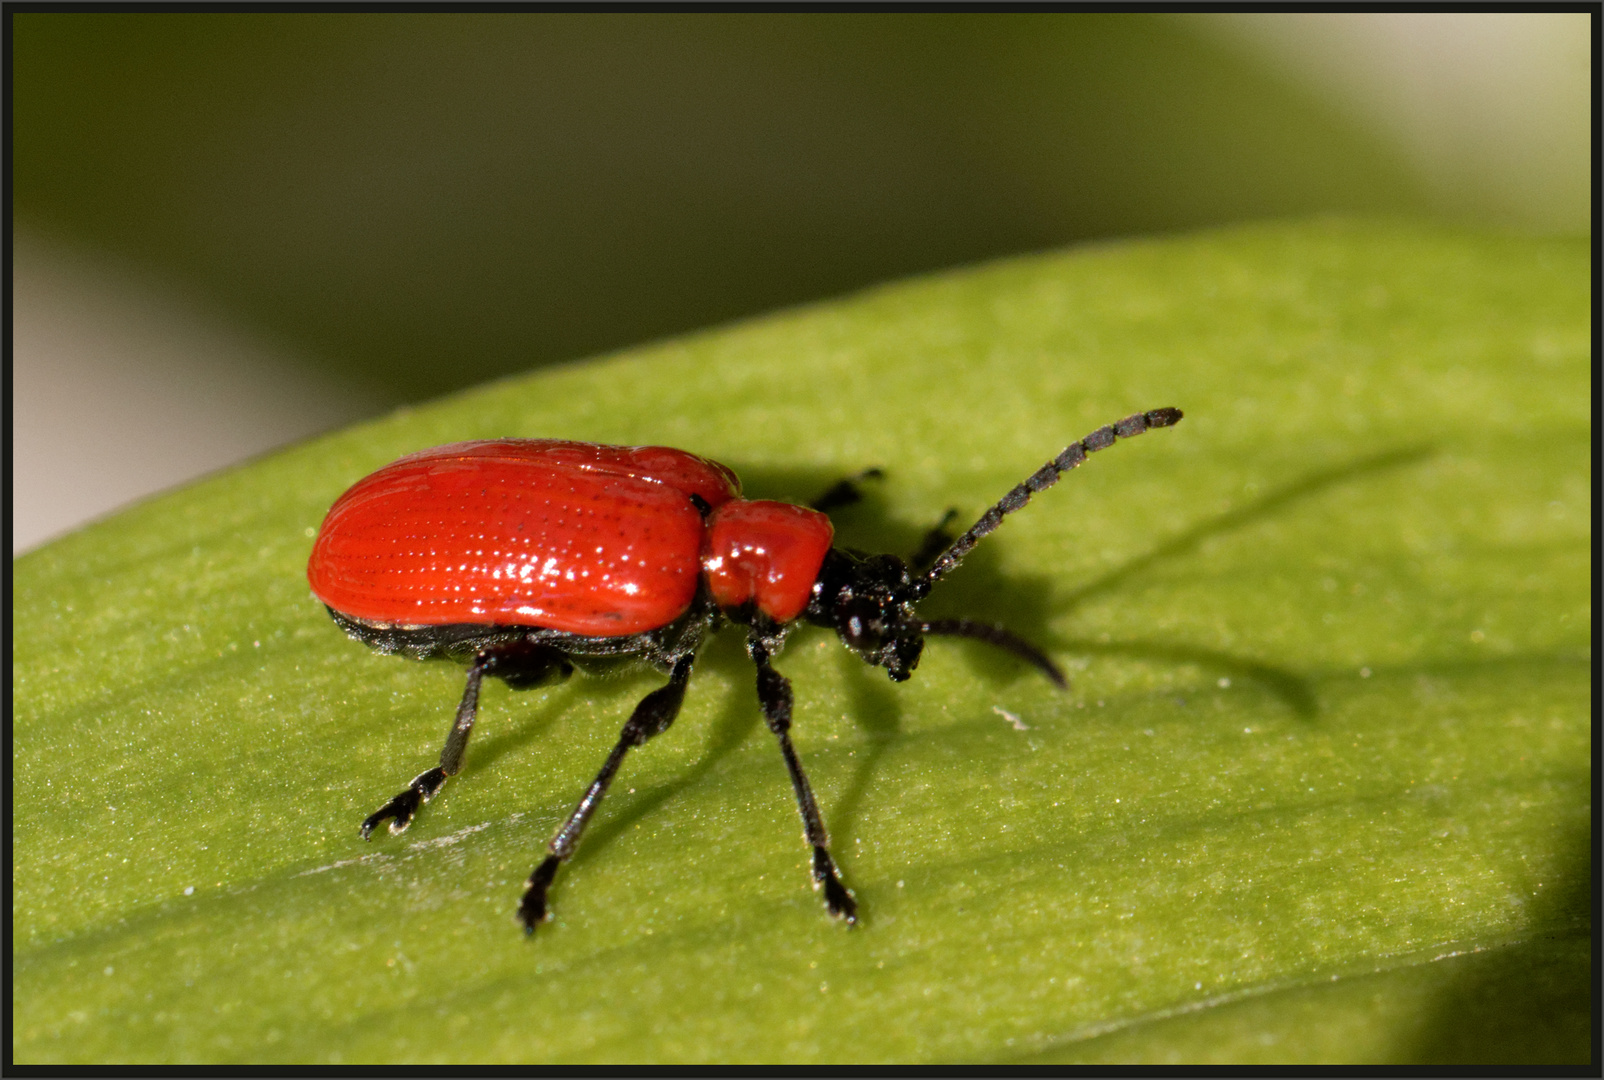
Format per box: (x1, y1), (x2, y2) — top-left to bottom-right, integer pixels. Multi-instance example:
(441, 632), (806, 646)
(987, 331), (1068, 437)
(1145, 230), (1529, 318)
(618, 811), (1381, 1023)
(360, 767), (446, 839)
(360, 795), (417, 839)
(814, 846), (858, 924)
(518, 855), (562, 933)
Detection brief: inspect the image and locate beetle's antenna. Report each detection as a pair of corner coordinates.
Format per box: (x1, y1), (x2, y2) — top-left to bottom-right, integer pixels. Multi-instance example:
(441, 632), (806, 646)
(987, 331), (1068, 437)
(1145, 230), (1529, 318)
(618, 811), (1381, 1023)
(919, 619), (1068, 688)
(902, 408), (1182, 602)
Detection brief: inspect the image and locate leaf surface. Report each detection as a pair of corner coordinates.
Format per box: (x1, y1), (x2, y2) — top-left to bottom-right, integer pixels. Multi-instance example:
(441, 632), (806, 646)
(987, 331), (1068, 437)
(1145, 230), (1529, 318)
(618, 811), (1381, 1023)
(13, 220), (1589, 1064)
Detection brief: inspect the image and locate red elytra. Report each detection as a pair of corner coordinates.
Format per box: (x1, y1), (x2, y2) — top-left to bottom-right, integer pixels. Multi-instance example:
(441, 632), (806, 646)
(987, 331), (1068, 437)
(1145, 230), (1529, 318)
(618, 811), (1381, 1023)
(306, 439), (794, 636)
(308, 411), (1182, 935)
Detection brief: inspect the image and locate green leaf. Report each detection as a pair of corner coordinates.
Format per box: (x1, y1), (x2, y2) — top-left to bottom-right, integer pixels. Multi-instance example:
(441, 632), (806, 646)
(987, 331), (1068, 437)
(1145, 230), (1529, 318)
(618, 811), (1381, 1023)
(13, 220), (1589, 1065)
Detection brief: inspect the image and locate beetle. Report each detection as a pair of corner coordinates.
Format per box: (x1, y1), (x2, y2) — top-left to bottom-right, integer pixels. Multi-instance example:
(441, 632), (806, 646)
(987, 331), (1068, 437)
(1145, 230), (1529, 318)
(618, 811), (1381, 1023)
(307, 407), (1182, 932)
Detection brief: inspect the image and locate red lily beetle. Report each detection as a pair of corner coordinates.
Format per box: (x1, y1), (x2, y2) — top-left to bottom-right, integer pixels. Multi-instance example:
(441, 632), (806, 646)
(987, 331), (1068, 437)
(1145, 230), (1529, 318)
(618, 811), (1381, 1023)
(308, 409), (1182, 932)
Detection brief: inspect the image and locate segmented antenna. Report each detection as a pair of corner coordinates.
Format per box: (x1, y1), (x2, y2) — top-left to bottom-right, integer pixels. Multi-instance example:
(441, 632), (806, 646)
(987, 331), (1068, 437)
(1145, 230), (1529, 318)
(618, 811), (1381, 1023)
(903, 407), (1182, 602)
(919, 619), (1068, 688)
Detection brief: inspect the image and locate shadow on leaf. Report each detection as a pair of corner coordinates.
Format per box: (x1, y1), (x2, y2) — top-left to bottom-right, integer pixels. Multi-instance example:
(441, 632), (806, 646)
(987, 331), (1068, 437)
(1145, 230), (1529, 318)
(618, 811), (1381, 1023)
(1060, 444), (1436, 612)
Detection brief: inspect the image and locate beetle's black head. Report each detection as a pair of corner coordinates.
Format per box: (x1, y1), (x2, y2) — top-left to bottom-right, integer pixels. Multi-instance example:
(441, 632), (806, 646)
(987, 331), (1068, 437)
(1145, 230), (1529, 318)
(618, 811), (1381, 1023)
(805, 545), (1067, 688)
(805, 547), (925, 681)
(803, 408), (1183, 688)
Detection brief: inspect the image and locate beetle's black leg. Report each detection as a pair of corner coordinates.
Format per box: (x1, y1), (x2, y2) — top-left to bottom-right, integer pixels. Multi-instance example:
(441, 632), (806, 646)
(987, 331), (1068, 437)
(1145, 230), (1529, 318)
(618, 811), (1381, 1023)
(748, 638), (857, 925)
(518, 652), (696, 933)
(909, 507), (962, 573)
(810, 468), (885, 514)
(361, 641), (570, 838)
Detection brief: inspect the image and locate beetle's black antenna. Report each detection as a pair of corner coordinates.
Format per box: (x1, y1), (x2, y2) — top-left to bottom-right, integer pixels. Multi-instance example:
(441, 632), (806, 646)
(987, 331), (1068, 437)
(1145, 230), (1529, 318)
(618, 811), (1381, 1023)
(919, 619), (1067, 688)
(901, 408), (1183, 603)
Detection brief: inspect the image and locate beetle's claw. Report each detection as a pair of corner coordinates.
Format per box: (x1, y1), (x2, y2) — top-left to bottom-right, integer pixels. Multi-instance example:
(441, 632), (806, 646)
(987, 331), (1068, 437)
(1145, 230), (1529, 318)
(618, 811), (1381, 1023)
(359, 793), (417, 839)
(517, 894), (547, 935)
(824, 878), (858, 925)
(518, 855), (562, 934)
(812, 846), (858, 925)
(360, 768), (448, 839)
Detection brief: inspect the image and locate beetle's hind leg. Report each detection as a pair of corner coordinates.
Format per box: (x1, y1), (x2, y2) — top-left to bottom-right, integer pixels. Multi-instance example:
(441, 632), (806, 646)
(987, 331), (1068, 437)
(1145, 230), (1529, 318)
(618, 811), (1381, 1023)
(361, 640), (571, 838)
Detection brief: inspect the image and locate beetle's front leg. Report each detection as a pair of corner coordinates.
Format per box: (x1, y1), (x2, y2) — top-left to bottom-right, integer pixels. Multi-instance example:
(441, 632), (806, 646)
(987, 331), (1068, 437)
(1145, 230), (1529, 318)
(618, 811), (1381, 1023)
(749, 637), (856, 924)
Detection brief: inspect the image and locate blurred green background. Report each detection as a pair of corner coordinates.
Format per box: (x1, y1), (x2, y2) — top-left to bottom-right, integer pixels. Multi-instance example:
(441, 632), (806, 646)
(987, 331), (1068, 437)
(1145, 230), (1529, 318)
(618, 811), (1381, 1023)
(10, 12), (1591, 551)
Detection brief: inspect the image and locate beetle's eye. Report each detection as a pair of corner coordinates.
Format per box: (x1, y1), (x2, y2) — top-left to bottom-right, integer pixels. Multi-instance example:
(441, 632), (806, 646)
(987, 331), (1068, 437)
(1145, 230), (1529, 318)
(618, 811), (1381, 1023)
(839, 598), (885, 650)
